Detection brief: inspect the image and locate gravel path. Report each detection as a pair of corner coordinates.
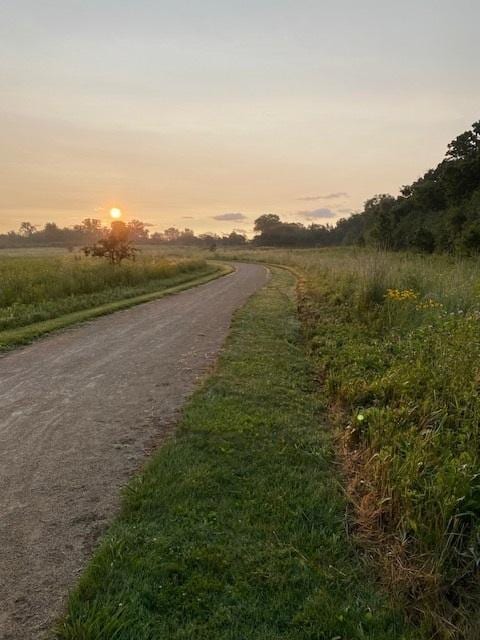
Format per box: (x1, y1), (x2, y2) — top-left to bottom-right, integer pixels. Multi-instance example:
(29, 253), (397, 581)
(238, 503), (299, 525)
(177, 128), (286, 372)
(0, 263), (268, 640)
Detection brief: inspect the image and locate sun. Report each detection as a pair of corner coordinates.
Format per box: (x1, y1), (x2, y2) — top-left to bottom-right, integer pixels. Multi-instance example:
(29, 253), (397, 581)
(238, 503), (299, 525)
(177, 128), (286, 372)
(110, 207), (122, 219)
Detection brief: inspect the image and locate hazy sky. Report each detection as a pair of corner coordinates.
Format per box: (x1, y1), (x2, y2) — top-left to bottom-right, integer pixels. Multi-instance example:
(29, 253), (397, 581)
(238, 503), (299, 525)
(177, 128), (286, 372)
(1, 1), (479, 234)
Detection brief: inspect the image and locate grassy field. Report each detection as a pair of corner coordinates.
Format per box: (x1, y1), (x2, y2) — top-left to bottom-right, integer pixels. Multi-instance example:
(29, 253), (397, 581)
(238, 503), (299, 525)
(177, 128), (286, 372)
(55, 267), (417, 640)
(210, 247), (480, 638)
(0, 251), (219, 348)
(10, 245), (478, 636)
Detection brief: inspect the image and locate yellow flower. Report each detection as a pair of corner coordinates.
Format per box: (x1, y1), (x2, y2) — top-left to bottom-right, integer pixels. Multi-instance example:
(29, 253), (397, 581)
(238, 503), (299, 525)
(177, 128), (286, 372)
(385, 288), (418, 301)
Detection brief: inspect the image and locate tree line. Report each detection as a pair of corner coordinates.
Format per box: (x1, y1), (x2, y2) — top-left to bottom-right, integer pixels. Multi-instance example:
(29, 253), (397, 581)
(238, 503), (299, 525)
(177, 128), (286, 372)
(0, 218), (247, 250)
(252, 120), (480, 253)
(334, 120), (480, 253)
(3, 120), (479, 253)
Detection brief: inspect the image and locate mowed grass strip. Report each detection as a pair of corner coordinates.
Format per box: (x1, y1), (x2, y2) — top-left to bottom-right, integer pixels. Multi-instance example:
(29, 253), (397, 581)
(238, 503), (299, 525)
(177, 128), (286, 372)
(55, 268), (416, 640)
(0, 263), (229, 350)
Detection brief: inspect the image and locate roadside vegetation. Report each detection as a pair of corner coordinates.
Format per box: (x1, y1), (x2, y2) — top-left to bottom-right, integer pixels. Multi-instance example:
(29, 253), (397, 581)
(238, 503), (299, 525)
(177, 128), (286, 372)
(0, 252), (217, 348)
(216, 247), (480, 638)
(56, 267), (416, 640)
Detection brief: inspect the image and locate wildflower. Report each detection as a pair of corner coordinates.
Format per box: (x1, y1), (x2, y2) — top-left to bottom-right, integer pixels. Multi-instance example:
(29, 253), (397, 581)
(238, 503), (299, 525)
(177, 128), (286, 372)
(415, 298), (443, 311)
(385, 288), (418, 301)
(357, 413), (365, 422)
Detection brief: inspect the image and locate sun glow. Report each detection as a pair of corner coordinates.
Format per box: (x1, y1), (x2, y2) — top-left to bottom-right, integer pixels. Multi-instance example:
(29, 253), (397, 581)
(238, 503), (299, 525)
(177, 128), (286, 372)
(110, 207), (122, 219)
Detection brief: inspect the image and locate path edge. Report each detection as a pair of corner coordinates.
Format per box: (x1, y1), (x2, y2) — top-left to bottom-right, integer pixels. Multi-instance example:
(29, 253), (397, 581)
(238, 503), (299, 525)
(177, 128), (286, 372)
(0, 262), (234, 351)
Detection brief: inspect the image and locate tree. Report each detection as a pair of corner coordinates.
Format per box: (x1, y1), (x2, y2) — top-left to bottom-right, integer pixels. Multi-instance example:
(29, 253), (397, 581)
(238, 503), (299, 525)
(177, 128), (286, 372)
(41, 222), (63, 243)
(446, 121), (480, 160)
(83, 221), (138, 264)
(73, 218), (103, 243)
(77, 218), (102, 233)
(253, 214), (281, 233)
(363, 195), (396, 249)
(127, 219), (151, 242)
(18, 222), (37, 237)
(412, 227), (435, 253)
(459, 221), (480, 254)
(163, 227), (181, 243)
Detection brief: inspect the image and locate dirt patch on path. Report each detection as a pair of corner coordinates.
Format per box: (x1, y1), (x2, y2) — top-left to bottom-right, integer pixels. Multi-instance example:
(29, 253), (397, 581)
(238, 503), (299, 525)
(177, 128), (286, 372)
(0, 263), (268, 640)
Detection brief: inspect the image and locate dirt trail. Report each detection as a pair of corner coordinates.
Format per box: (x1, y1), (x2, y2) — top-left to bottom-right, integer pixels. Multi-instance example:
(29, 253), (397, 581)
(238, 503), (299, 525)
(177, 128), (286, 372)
(0, 263), (268, 640)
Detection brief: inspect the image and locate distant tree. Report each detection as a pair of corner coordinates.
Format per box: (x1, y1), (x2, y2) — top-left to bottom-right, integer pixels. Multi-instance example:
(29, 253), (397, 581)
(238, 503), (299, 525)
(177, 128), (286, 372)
(163, 227), (181, 243)
(198, 232), (219, 247)
(127, 219), (152, 242)
(178, 228), (196, 244)
(225, 231), (247, 245)
(78, 218), (102, 233)
(73, 218), (103, 243)
(83, 221), (138, 264)
(41, 222), (63, 243)
(363, 195), (396, 249)
(19, 221), (37, 237)
(253, 214), (281, 233)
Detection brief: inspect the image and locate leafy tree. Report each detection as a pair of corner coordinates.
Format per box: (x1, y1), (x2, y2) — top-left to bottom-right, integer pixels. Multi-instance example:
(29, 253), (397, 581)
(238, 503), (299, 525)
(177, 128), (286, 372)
(446, 121), (480, 160)
(18, 222), (37, 237)
(127, 219), (151, 241)
(253, 214), (281, 233)
(459, 221), (480, 254)
(332, 120), (480, 254)
(83, 221), (138, 264)
(412, 227), (435, 253)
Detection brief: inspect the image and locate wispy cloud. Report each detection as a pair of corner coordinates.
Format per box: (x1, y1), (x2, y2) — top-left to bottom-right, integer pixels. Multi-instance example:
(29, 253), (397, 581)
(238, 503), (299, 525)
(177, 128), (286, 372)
(298, 192), (349, 201)
(298, 208), (336, 220)
(181, 216), (194, 219)
(212, 212), (248, 221)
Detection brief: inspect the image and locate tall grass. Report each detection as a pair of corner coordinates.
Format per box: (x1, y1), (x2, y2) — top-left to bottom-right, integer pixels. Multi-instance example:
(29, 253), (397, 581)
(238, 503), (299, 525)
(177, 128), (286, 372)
(0, 253), (209, 331)
(218, 247), (480, 637)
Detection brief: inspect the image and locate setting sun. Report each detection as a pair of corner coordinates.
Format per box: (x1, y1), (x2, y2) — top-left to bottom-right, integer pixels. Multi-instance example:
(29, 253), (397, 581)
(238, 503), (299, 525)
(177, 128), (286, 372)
(110, 208), (122, 219)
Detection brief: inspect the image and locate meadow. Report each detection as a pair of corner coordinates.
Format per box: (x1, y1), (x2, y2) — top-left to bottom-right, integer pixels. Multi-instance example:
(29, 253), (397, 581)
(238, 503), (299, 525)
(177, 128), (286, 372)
(5, 245), (479, 637)
(215, 247), (480, 637)
(57, 267), (417, 640)
(0, 249), (216, 347)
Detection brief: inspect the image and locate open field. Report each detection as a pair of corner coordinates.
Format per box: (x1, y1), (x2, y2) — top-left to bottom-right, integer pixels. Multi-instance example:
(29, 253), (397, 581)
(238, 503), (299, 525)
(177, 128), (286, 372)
(56, 267), (417, 640)
(211, 247), (480, 637)
(0, 251), (219, 348)
(3, 245), (480, 638)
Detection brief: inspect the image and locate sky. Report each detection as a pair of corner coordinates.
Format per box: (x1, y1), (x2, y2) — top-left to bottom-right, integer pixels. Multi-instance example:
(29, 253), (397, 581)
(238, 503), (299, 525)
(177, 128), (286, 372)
(1, 0), (479, 235)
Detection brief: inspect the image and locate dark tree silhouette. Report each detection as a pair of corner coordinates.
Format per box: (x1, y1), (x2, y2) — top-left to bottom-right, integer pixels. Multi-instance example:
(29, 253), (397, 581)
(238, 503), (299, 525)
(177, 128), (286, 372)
(83, 221), (138, 264)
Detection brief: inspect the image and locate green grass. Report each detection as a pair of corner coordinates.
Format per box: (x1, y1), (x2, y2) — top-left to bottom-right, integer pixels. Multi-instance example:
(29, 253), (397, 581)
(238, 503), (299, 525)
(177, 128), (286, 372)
(56, 267), (417, 640)
(0, 265), (231, 350)
(214, 247), (480, 637)
(0, 253), (211, 331)
(0, 252), (228, 349)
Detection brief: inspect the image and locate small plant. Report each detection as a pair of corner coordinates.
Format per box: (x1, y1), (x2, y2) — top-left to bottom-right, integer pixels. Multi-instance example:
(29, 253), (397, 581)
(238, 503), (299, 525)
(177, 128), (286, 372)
(83, 221), (138, 265)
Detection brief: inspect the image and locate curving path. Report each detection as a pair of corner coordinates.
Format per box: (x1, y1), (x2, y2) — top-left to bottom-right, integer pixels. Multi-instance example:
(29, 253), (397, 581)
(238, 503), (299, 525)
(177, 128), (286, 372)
(0, 263), (268, 640)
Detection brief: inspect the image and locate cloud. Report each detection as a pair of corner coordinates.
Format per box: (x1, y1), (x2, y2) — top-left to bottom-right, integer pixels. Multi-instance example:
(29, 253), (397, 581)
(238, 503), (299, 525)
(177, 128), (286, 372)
(181, 216), (194, 219)
(298, 208), (336, 220)
(337, 208), (353, 215)
(212, 212), (248, 221)
(298, 192), (349, 201)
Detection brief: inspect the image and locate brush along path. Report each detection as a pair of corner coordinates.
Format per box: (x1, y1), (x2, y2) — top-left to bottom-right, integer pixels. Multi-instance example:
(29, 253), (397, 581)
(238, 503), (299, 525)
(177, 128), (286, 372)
(0, 262), (227, 350)
(0, 263), (267, 640)
(57, 267), (418, 640)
